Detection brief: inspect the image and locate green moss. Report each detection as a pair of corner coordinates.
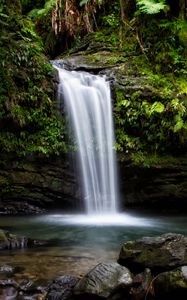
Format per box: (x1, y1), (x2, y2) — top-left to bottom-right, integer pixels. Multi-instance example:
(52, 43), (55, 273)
(130, 153), (187, 168)
(114, 70), (187, 159)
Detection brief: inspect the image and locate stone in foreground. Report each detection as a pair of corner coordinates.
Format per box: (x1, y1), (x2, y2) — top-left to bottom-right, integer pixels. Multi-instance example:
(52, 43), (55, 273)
(118, 233), (187, 273)
(154, 266), (187, 298)
(73, 262), (133, 298)
(46, 275), (78, 300)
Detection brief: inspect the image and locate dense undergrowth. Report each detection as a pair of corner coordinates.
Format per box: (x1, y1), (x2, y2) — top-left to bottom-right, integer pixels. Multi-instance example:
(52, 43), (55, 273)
(0, 0), (66, 156)
(0, 0), (187, 164)
(113, 15), (187, 161)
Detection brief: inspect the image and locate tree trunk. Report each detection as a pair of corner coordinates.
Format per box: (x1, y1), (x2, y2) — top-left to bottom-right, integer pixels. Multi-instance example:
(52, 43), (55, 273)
(119, 0), (136, 23)
(179, 0), (187, 19)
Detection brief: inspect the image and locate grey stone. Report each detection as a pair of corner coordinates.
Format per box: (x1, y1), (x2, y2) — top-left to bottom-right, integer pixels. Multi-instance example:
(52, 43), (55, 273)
(73, 262), (133, 298)
(119, 233), (187, 273)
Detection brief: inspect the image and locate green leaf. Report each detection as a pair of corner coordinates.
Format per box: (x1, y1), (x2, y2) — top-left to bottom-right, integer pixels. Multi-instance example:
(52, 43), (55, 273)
(150, 101), (165, 114)
(121, 99), (130, 107)
(174, 116), (184, 132)
(136, 0), (166, 15)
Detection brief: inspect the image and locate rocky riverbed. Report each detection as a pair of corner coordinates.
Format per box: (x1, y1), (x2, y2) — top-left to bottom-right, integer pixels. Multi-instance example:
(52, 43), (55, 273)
(1, 230), (187, 300)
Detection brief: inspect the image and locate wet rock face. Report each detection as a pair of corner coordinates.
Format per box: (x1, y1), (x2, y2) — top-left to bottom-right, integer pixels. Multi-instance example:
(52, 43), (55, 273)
(118, 233), (187, 273)
(0, 154), (81, 214)
(0, 202), (45, 215)
(119, 163), (187, 211)
(73, 262), (133, 299)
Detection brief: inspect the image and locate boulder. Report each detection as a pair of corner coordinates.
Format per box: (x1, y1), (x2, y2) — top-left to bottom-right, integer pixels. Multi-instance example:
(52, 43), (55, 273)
(118, 233), (187, 273)
(73, 262), (133, 299)
(154, 266), (187, 299)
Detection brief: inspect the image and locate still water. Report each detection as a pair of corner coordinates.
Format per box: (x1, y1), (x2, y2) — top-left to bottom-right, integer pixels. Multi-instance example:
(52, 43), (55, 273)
(0, 211), (187, 281)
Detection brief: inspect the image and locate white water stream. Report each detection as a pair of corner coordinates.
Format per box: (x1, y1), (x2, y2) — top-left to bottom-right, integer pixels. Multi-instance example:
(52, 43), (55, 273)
(55, 65), (118, 215)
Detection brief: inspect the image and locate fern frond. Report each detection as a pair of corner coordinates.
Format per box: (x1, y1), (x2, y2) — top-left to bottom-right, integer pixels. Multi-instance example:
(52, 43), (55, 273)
(136, 0), (166, 14)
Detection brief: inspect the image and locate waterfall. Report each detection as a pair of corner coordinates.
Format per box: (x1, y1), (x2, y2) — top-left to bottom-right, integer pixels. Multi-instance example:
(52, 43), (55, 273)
(54, 64), (118, 214)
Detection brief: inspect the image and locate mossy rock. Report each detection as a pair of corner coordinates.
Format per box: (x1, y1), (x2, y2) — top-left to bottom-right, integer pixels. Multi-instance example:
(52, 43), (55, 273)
(118, 233), (187, 273)
(154, 266), (187, 299)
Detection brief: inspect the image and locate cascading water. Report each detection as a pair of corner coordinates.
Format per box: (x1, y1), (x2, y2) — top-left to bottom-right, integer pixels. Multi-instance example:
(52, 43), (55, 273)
(54, 63), (118, 215)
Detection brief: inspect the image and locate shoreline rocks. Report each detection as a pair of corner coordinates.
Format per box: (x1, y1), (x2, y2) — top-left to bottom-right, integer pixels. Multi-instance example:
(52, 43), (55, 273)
(1, 232), (187, 299)
(0, 229), (49, 251)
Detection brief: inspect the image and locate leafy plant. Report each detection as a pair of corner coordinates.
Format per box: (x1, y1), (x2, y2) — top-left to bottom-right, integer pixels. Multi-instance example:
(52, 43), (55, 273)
(136, 0), (166, 15)
(28, 0), (56, 19)
(0, 2), (67, 157)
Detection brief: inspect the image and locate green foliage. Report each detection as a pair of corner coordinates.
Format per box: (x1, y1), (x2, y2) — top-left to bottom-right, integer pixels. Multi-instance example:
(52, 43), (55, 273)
(1, 0), (187, 161)
(27, 0), (63, 56)
(114, 76), (187, 156)
(150, 101), (164, 114)
(28, 0), (55, 19)
(136, 0), (166, 15)
(0, 117), (66, 156)
(93, 30), (119, 48)
(137, 17), (187, 73)
(0, 2), (66, 157)
(21, 0), (46, 14)
(130, 152), (184, 168)
(102, 14), (120, 28)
